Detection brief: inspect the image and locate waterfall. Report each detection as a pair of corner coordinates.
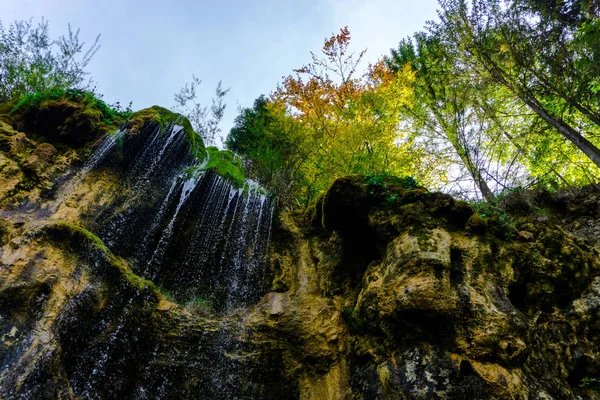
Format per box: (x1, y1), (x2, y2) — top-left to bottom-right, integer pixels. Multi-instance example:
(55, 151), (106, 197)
(82, 121), (274, 310)
(83, 128), (126, 172)
(44, 119), (276, 398)
(39, 128), (126, 216)
(156, 172), (274, 308)
(144, 175), (201, 278)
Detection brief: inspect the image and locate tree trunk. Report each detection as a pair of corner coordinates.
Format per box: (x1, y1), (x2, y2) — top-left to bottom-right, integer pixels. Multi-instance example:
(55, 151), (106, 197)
(488, 67), (600, 169)
(457, 147), (495, 202)
(523, 97), (600, 168)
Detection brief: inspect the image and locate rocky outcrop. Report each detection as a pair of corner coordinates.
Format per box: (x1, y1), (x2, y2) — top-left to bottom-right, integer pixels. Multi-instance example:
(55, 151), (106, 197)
(1, 97), (600, 399)
(264, 176), (600, 399)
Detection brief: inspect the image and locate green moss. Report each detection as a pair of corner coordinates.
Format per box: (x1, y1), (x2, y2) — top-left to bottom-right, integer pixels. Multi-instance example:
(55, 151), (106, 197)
(40, 222), (157, 293)
(128, 106), (206, 161)
(0, 100), (17, 123)
(34, 143), (57, 160)
(185, 296), (213, 314)
(193, 146), (246, 187)
(365, 173), (418, 191)
(579, 377), (600, 389)
(302, 200), (324, 231)
(301, 191), (327, 230)
(466, 214), (488, 234)
(7, 89), (127, 148)
(471, 199), (516, 240)
(416, 230), (439, 252)
(0, 217), (9, 245)
(10, 88), (130, 126)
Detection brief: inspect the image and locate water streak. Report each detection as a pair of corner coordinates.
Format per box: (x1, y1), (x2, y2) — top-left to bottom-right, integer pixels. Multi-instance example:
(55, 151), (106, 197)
(76, 122), (275, 310)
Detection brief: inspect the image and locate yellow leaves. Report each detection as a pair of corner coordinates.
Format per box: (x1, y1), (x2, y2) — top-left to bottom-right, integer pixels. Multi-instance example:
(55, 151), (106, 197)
(270, 27), (434, 200)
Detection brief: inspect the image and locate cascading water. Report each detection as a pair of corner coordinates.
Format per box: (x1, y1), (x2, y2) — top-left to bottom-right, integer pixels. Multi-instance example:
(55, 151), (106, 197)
(144, 175), (201, 275)
(141, 171), (274, 309)
(83, 128), (127, 172)
(92, 123), (199, 249)
(0, 118), (280, 400)
(82, 121), (274, 309)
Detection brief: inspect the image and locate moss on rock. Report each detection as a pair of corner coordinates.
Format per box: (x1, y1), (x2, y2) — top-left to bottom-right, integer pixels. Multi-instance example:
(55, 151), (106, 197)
(466, 213), (488, 234)
(127, 106), (205, 161)
(34, 143), (57, 160)
(202, 146), (246, 187)
(0, 217), (9, 245)
(40, 222), (158, 296)
(9, 89), (122, 147)
(183, 145), (247, 188)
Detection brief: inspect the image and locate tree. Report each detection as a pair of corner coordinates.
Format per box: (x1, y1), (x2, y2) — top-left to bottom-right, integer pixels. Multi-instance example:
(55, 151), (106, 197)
(438, 0), (600, 173)
(226, 95), (311, 206)
(273, 27), (431, 201)
(390, 33), (498, 200)
(174, 76), (230, 147)
(0, 18), (100, 102)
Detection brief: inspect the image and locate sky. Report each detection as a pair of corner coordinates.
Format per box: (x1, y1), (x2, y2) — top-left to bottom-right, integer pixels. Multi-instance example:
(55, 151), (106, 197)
(0, 0), (440, 146)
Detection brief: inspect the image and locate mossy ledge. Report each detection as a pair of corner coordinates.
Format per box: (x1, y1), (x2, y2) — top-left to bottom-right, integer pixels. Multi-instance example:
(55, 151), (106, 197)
(201, 146), (246, 187)
(8, 88), (126, 148)
(127, 106), (206, 161)
(39, 222), (159, 297)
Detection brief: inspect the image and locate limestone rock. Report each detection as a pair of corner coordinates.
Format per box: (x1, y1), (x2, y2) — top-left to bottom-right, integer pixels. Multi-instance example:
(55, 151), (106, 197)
(1, 97), (600, 399)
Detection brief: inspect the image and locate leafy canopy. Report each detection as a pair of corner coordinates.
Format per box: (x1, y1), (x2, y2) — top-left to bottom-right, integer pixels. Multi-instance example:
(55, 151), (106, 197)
(270, 27), (431, 203)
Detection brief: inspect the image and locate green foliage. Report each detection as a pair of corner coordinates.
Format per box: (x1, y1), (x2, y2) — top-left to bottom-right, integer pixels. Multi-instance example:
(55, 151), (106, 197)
(188, 146), (246, 188)
(0, 18), (100, 102)
(108, 100), (134, 121)
(184, 296), (212, 314)
(156, 289), (212, 313)
(10, 87), (131, 125)
(437, 0), (600, 181)
(470, 192), (517, 239)
(403, 176), (419, 190)
(472, 201), (507, 222)
(384, 193), (400, 209)
(226, 95), (309, 205)
(365, 173), (419, 193)
(579, 377), (600, 389)
(226, 95), (272, 154)
(365, 174), (387, 192)
(231, 18), (600, 205)
(157, 288), (177, 303)
(389, 31), (498, 201)
(365, 173), (419, 208)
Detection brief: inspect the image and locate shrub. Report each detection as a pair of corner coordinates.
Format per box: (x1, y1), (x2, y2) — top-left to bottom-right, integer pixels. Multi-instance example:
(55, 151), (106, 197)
(0, 18), (100, 102)
(10, 87), (131, 125)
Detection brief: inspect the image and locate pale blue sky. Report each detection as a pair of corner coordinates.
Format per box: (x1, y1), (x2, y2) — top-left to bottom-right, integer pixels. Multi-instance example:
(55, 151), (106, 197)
(0, 0), (439, 145)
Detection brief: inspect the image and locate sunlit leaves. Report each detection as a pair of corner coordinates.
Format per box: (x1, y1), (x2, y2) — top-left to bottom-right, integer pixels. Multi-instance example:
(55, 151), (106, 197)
(270, 27), (437, 202)
(435, 0), (600, 189)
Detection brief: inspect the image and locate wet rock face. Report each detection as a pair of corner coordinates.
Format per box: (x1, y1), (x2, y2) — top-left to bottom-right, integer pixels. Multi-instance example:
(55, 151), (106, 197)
(291, 176), (600, 399)
(2, 97), (600, 399)
(0, 118), (80, 209)
(0, 223), (291, 400)
(0, 103), (281, 398)
(84, 123), (274, 309)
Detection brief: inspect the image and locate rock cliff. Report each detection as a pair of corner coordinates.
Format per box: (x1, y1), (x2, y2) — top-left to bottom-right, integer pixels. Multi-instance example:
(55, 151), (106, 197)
(1, 96), (599, 399)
